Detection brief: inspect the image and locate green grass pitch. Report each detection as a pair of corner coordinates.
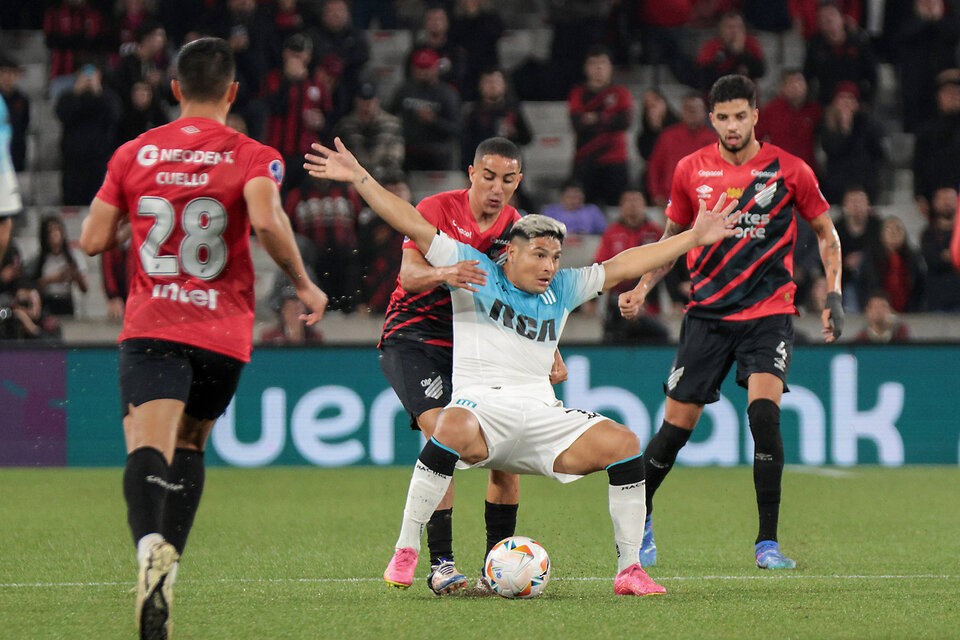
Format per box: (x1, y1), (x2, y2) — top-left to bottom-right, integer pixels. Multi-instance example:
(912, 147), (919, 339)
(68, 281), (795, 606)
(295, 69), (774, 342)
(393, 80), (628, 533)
(1, 466), (957, 639)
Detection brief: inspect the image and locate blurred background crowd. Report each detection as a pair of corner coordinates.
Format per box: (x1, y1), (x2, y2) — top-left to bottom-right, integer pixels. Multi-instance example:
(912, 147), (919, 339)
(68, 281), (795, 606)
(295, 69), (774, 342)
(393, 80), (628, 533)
(1, 0), (959, 345)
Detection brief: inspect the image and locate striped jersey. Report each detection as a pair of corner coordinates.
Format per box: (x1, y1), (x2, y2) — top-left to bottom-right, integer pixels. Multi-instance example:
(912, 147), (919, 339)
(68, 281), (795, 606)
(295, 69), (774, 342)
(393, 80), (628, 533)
(425, 232), (605, 400)
(379, 189), (520, 347)
(666, 142), (829, 320)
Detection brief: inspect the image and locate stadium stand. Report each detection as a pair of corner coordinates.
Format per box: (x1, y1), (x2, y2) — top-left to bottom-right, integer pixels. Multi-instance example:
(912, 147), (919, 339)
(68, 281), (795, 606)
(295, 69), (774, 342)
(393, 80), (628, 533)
(1, 0), (957, 342)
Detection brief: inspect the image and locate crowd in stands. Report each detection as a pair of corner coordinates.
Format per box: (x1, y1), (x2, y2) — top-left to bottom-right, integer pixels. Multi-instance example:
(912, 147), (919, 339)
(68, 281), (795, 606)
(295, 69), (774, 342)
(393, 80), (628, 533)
(1, 0), (960, 345)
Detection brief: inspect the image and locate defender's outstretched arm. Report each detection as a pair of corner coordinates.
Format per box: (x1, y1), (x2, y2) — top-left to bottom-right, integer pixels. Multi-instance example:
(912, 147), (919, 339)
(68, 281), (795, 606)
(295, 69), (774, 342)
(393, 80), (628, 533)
(305, 138), (437, 254)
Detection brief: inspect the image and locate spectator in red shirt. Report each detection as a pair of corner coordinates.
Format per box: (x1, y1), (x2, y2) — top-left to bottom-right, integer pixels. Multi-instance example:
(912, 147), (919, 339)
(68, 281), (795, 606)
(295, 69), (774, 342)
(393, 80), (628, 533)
(594, 188), (670, 344)
(803, 0), (878, 106)
(645, 92), (715, 207)
(920, 186), (960, 311)
(43, 0), (110, 100)
(860, 215), (926, 312)
(568, 45), (634, 207)
(263, 33), (331, 192)
(791, 0), (862, 40)
(756, 69), (822, 170)
(284, 174), (363, 312)
(636, 0), (696, 85)
(695, 11), (767, 91)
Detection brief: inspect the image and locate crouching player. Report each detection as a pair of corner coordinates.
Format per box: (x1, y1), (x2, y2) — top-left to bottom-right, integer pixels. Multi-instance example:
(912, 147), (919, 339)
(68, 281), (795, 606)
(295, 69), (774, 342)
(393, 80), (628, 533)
(305, 138), (738, 595)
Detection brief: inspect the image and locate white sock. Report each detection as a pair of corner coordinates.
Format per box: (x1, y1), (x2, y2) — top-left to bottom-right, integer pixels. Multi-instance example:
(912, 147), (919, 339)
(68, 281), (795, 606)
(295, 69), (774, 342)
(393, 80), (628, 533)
(136, 533), (165, 565)
(609, 480), (647, 573)
(395, 461), (454, 551)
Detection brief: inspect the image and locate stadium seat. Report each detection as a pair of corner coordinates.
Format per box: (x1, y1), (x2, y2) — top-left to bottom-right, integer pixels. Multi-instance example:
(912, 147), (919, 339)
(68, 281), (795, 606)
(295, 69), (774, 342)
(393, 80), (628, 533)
(368, 30), (413, 66)
(521, 101), (571, 136)
(369, 63), (405, 103)
(497, 29), (551, 72)
(407, 170), (468, 204)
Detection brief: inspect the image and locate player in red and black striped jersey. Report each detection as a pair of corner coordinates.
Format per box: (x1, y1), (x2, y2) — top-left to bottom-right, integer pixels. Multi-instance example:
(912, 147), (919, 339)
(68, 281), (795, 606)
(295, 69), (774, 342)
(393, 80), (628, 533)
(619, 75), (844, 571)
(375, 137), (567, 594)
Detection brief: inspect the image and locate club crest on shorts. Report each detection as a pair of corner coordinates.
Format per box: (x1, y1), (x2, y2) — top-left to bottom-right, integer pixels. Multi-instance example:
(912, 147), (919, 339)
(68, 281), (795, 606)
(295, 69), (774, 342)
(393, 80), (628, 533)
(421, 376), (443, 399)
(666, 366), (685, 391)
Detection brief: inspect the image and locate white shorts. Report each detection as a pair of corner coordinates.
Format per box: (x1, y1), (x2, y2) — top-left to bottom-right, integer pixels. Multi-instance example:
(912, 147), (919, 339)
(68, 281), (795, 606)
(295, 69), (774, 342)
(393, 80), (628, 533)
(449, 386), (608, 483)
(0, 168), (22, 215)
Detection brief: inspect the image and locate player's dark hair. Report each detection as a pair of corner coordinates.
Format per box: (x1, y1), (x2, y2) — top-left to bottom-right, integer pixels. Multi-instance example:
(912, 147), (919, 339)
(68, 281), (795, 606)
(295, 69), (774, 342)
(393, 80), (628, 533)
(176, 37), (236, 103)
(708, 74), (758, 110)
(474, 137), (522, 171)
(510, 214), (566, 244)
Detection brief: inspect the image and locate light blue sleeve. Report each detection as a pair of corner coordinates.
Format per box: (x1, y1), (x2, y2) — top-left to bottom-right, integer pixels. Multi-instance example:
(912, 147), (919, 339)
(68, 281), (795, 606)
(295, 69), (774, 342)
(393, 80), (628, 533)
(551, 264), (606, 311)
(423, 232), (498, 290)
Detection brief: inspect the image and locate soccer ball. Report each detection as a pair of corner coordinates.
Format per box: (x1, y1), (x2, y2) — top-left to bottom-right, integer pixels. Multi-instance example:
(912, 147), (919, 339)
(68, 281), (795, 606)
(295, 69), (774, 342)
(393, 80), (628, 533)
(483, 536), (551, 599)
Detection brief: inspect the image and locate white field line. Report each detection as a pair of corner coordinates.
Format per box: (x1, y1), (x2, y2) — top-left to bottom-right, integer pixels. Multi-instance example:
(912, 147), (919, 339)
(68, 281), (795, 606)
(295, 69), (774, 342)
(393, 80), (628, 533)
(785, 466), (858, 478)
(2, 574), (958, 589)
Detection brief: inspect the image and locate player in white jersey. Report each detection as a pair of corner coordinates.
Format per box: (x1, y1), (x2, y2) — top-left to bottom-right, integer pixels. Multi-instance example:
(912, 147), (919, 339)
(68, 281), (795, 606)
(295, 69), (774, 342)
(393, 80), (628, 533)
(305, 138), (738, 595)
(0, 97), (22, 259)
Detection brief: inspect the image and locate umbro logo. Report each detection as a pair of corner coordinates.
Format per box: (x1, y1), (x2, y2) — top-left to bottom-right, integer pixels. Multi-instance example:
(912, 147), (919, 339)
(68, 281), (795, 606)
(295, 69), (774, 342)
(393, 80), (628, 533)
(421, 376), (443, 399)
(696, 185), (713, 200)
(666, 366), (684, 391)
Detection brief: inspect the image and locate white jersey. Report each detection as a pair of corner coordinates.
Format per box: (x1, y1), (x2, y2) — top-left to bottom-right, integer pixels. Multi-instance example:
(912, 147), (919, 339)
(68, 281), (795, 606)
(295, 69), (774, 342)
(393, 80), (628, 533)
(0, 98), (22, 216)
(425, 232), (605, 401)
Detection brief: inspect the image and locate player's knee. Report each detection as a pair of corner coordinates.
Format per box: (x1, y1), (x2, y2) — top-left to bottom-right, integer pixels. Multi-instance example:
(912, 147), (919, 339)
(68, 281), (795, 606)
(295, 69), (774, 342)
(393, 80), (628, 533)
(435, 409), (483, 460)
(489, 469), (519, 492)
(748, 399), (783, 459)
(606, 423), (641, 462)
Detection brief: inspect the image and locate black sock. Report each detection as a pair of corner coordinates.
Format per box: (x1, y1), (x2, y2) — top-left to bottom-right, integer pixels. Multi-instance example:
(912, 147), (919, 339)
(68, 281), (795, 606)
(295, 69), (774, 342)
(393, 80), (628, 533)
(642, 421), (692, 513)
(161, 448), (205, 556)
(607, 454), (645, 486)
(749, 399), (784, 544)
(484, 501), (519, 557)
(426, 508), (454, 566)
(123, 447), (169, 545)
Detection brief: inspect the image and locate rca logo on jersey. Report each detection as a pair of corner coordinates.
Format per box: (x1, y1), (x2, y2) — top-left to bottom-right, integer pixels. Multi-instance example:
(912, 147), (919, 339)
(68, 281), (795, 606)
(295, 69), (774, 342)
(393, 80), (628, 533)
(136, 144), (236, 167)
(488, 298), (557, 342)
(151, 282), (221, 310)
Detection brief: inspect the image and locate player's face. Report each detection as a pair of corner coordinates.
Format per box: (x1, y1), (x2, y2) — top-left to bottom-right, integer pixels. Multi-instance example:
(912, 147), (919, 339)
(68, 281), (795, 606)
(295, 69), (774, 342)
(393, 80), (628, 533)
(468, 154), (522, 217)
(507, 236), (562, 294)
(710, 99), (758, 153)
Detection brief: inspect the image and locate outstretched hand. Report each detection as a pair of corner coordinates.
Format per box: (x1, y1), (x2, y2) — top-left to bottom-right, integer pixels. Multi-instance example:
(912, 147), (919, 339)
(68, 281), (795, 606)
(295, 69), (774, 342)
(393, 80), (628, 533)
(304, 137), (363, 183)
(691, 193), (740, 245)
(443, 260), (488, 292)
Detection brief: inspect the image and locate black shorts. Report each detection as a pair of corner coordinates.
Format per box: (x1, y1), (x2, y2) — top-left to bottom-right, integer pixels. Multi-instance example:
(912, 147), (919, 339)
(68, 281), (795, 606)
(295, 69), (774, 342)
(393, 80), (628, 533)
(379, 340), (452, 430)
(665, 314), (793, 405)
(119, 338), (245, 420)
